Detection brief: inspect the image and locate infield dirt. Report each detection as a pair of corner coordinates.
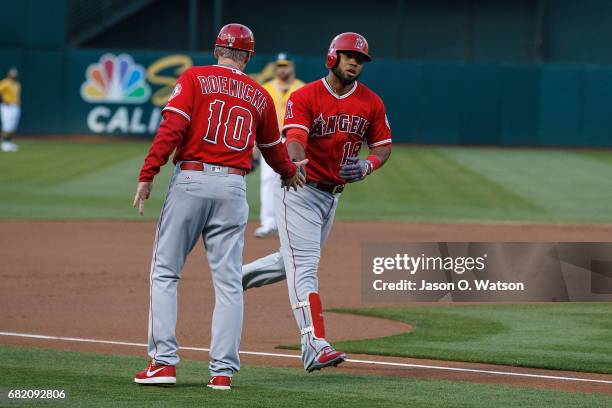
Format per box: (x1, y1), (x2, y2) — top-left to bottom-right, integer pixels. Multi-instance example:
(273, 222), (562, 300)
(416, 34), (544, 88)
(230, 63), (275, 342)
(1, 220), (612, 394)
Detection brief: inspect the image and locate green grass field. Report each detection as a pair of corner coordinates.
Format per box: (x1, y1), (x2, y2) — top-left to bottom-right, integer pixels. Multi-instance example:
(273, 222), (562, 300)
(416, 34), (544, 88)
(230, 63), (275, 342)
(2, 139), (611, 405)
(0, 139), (611, 223)
(314, 304), (612, 374)
(1, 346), (610, 408)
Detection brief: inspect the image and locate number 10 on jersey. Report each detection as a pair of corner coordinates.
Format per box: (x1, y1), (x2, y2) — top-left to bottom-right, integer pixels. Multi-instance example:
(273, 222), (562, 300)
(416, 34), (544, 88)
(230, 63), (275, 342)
(204, 99), (253, 151)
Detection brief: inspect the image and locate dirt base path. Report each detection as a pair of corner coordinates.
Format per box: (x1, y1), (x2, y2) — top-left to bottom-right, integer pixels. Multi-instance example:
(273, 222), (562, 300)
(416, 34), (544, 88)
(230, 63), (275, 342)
(1, 221), (611, 394)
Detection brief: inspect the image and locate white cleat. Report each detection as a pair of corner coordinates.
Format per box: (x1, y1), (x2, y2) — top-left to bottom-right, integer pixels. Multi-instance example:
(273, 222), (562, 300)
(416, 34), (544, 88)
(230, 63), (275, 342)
(1, 141), (18, 152)
(254, 226), (277, 238)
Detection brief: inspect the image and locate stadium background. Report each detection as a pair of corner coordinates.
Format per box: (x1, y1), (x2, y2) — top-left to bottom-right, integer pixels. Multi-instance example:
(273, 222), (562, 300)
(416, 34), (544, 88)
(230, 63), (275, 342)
(3, 0), (612, 146)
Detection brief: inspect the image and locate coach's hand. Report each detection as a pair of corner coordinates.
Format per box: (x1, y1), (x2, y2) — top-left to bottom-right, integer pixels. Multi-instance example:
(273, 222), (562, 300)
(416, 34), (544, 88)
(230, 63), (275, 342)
(340, 157), (373, 183)
(133, 182), (153, 216)
(282, 159), (308, 191)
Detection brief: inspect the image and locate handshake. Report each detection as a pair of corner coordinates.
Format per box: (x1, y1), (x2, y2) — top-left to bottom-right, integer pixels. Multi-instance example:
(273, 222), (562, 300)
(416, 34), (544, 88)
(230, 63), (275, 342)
(281, 155), (373, 192)
(282, 159), (308, 191)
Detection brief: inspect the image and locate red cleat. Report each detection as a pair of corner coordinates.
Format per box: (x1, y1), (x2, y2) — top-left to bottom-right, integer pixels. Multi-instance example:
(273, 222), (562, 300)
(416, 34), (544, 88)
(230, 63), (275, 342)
(306, 346), (347, 372)
(207, 375), (232, 390)
(134, 361), (176, 384)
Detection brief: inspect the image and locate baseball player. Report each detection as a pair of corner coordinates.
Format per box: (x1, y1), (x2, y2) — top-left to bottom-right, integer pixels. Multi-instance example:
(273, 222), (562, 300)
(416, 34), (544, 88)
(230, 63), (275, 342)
(242, 33), (392, 372)
(255, 53), (305, 238)
(133, 23), (307, 390)
(0, 68), (21, 152)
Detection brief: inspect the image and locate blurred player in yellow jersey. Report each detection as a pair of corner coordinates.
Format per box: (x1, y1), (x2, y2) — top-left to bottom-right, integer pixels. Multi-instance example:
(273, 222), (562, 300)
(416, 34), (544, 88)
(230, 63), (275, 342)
(0, 68), (21, 152)
(255, 53), (304, 237)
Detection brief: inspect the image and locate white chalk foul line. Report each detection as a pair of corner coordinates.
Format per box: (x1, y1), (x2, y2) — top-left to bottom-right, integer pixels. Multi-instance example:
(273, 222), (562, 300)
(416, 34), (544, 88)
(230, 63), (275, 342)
(1, 331), (611, 385)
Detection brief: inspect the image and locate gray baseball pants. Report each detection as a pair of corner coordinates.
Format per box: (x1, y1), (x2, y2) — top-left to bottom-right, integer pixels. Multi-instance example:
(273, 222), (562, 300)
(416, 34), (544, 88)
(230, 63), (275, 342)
(148, 162), (248, 377)
(243, 185), (339, 368)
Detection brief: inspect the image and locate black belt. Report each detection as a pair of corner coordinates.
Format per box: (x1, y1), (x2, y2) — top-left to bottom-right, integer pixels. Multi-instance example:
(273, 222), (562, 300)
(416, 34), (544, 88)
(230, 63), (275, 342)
(307, 181), (345, 194)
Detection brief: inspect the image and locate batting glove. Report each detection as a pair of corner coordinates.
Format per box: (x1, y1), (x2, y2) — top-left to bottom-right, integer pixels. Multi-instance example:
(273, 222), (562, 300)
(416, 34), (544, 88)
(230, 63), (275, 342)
(339, 157), (373, 183)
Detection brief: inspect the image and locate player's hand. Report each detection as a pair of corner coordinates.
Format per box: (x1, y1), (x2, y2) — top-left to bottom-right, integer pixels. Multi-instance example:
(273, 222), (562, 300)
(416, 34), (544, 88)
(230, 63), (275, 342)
(282, 159), (308, 191)
(133, 182), (153, 216)
(339, 157), (373, 183)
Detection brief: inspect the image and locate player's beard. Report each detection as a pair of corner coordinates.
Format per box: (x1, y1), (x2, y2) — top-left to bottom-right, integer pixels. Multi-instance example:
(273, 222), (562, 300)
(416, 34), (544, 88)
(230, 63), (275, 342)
(332, 65), (360, 86)
(278, 71), (292, 81)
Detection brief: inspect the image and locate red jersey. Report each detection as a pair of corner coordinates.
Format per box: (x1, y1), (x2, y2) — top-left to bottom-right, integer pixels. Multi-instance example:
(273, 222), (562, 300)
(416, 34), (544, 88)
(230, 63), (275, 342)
(282, 78), (392, 185)
(139, 64), (294, 181)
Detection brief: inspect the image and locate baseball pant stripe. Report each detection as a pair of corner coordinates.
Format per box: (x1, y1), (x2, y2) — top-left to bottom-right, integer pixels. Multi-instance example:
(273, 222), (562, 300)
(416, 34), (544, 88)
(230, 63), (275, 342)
(148, 189), (172, 363)
(282, 189), (317, 354)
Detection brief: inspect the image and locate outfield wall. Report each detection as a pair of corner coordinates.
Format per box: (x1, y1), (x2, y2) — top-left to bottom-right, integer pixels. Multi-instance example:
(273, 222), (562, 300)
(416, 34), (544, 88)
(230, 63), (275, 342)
(2, 48), (612, 147)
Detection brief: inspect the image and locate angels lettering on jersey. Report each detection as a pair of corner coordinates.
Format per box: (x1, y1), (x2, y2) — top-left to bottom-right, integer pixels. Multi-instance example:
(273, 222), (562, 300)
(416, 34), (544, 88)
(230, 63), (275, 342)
(282, 79), (391, 146)
(309, 113), (369, 139)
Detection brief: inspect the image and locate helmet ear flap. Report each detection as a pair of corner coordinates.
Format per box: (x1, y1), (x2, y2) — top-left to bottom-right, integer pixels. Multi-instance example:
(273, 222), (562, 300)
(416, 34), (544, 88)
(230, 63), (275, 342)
(326, 51), (338, 69)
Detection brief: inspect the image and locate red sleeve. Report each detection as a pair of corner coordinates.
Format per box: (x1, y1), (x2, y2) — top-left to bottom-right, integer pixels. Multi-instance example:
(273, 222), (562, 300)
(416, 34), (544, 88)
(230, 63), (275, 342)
(366, 97), (392, 148)
(256, 92), (297, 179)
(256, 92), (281, 147)
(259, 143), (297, 179)
(138, 71), (195, 182)
(161, 69), (195, 122)
(281, 88), (312, 136)
(285, 127), (308, 149)
(138, 111), (189, 182)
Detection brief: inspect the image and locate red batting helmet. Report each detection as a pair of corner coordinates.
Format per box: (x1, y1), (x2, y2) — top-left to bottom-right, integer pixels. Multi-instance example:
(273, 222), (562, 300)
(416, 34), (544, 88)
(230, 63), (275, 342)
(215, 23), (255, 53)
(325, 32), (371, 69)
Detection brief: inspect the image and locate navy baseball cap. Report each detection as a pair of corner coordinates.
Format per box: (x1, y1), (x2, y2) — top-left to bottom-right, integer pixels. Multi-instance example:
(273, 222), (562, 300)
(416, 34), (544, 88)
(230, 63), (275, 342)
(275, 52), (293, 65)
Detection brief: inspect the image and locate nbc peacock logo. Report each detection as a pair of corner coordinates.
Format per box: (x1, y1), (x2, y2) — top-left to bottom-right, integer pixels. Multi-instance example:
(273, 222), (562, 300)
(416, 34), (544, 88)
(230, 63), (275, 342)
(81, 54), (151, 103)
